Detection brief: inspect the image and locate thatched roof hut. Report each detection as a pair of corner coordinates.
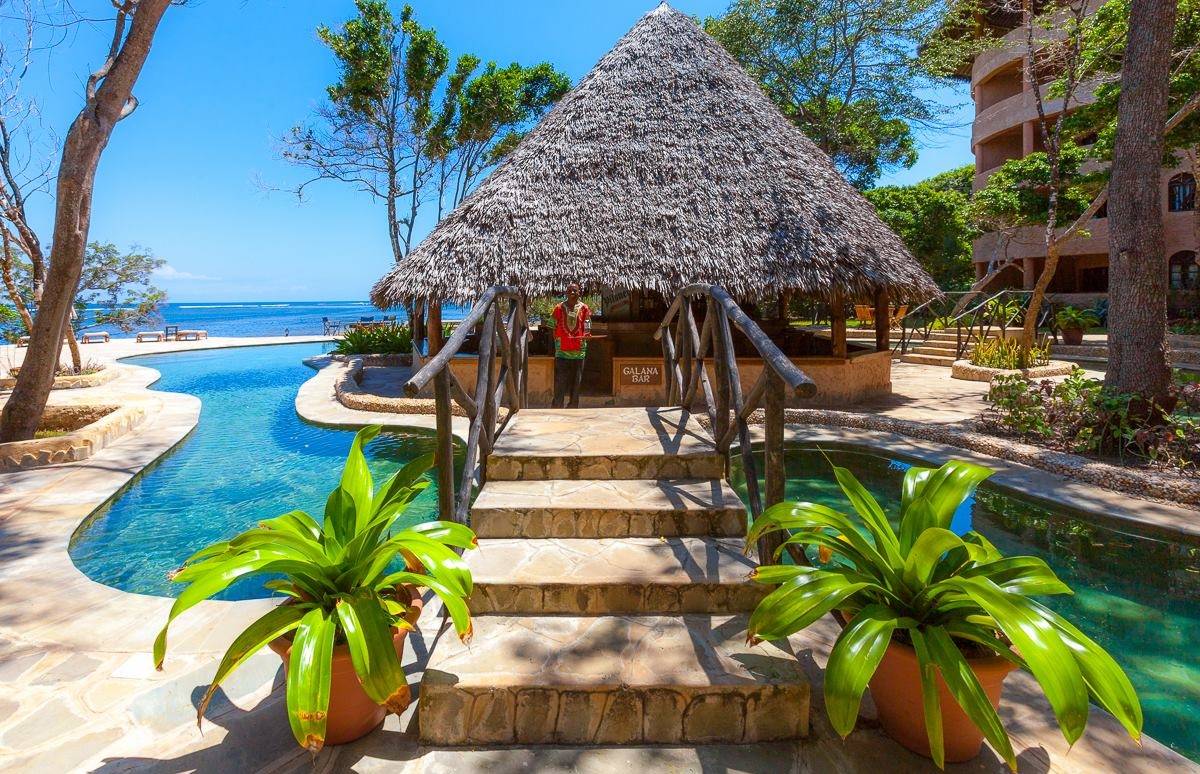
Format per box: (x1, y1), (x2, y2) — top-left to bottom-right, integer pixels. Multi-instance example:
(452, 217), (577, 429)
(371, 3), (938, 307)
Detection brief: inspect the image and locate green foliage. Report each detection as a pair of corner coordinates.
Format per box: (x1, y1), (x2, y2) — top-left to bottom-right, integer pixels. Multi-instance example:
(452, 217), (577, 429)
(1062, 0), (1200, 166)
(289, 3), (569, 260)
(969, 144), (1100, 233)
(76, 242), (166, 333)
(747, 459), (1142, 769)
(154, 426), (475, 753)
(334, 324), (414, 355)
(969, 337), (1051, 370)
(704, 0), (952, 188)
(983, 369), (1200, 468)
(865, 165), (977, 289)
(1054, 306), (1100, 331)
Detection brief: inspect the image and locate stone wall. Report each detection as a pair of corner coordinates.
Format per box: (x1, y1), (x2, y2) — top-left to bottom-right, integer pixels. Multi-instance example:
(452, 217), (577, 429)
(0, 365), (118, 391)
(0, 401), (150, 470)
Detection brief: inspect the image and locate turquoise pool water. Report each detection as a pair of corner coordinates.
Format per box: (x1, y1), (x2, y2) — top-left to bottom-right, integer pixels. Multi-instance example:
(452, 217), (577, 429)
(735, 447), (1200, 762)
(69, 343), (451, 600)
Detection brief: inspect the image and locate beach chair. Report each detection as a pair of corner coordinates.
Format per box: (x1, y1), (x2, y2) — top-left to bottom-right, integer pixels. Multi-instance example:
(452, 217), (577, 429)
(853, 305), (875, 325)
(16, 336), (29, 347)
(137, 331), (165, 342)
(81, 332), (110, 344)
(890, 305), (909, 328)
(322, 317), (342, 335)
(175, 329), (208, 341)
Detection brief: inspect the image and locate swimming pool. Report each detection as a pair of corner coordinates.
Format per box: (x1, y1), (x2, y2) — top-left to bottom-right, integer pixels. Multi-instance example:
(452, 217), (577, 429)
(69, 343), (452, 600)
(734, 447), (1200, 762)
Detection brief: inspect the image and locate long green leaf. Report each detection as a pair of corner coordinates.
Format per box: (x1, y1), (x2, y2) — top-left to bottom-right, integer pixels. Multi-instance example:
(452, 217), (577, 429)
(287, 607), (336, 752)
(197, 604), (307, 723)
(377, 570), (473, 640)
(341, 426), (380, 533)
(408, 520), (478, 550)
(155, 551), (314, 668)
(373, 452), (435, 516)
(909, 628), (945, 770)
(322, 486), (357, 551)
(944, 576), (1090, 745)
(924, 626), (1016, 771)
(1030, 600), (1143, 742)
(335, 593), (409, 712)
(747, 572), (870, 643)
(963, 556), (1073, 597)
(904, 528), (967, 588)
(831, 464), (901, 566)
(824, 604), (900, 737)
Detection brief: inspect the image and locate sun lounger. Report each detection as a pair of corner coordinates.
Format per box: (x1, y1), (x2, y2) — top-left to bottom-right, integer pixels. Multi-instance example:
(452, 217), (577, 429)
(81, 332), (110, 344)
(136, 331), (165, 342)
(16, 336), (29, 347)
(175, 329), (208, 341)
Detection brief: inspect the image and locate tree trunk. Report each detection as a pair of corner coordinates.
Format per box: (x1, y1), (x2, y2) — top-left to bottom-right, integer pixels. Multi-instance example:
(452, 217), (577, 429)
(65, 327), (82, 373)
(1106, 0), (1178, 405)
(0, 0), (172, 442)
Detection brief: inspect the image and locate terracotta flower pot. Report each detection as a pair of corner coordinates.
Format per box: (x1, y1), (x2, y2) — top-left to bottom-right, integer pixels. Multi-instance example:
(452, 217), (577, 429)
(1060, 327), (1084, 346)
(868, 638), (1016, 763)
(269, 585), (423, 746)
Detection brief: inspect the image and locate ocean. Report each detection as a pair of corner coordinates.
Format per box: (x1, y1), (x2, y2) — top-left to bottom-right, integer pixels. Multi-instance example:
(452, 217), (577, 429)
(79, 301), (469, 338)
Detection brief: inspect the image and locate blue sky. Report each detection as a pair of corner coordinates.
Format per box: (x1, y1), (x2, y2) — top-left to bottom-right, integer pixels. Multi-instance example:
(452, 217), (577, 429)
(18, 0), (973, 302)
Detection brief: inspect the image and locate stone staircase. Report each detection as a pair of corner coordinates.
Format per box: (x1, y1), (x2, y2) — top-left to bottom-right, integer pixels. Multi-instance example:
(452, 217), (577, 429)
(898, 329), (1005, 367)
(418, 407), (811, 746)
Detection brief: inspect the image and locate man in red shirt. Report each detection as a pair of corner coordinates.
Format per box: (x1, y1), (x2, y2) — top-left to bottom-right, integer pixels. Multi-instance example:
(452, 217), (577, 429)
(551, 283), (591, 408)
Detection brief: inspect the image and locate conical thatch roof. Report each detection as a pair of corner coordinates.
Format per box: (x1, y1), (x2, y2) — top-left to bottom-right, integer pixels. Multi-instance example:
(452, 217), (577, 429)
(372, 3), (937, 306)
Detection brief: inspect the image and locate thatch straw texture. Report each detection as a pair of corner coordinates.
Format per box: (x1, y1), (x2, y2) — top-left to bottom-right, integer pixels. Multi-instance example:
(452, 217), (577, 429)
(372, 3), (938, 306)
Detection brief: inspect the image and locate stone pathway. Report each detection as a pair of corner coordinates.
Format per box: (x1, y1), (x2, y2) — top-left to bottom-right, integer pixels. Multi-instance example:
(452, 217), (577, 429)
(419, 407), (812, 746)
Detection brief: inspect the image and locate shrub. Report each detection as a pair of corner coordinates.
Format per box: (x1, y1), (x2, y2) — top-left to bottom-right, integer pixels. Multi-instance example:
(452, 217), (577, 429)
(1054, 306), (1100, 331)
(334, 324), (413, 355)
(969, 337), (1050, 370)
(981, 368), (1200, 470)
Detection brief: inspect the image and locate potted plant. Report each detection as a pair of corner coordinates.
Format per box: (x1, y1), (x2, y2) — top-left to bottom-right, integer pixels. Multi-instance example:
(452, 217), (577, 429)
(746, 459), (1142, 770)
(1054, 306), (1100, 346)
(153, 425), (475, 752)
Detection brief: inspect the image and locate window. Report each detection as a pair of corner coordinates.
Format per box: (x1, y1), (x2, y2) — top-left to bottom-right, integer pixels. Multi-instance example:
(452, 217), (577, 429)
(1169, 173), (1196, 212)
(1170, 251), (1199, 290)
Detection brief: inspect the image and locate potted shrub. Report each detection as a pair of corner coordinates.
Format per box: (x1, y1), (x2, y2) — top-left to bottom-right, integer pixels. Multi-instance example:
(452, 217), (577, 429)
(746, 459), (1142, 769)
(1055, 306), (1100, 346)
(154, 425), (475, 752)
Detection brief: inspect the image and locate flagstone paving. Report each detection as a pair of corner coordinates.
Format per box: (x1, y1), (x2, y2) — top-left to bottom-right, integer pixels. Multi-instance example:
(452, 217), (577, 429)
(0, 347), (1195, 771)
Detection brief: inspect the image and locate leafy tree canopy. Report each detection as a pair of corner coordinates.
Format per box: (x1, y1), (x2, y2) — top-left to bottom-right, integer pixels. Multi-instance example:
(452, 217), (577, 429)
(705, 0), (954, 189)
(865, 164), (978, 289)
(969, 143), (1101, 233)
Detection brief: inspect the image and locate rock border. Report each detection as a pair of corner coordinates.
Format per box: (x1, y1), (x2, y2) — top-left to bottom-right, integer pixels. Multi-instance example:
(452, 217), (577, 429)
(0, 364), (119, 391)
(752, 407), (1200, 509)
(0, 399), (153, 470)
(950, 359), (1074, 383)
(334, 356), (468, 417)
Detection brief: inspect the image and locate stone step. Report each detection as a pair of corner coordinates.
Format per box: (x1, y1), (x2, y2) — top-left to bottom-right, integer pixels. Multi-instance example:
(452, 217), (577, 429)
(470, 478), (747, 539)
(419, 614), (810, 745)
(900, 353), (955, 367)
(911, 344), (967, 357)
(466, 537), (764, 615)
(488, 407), (723, 481)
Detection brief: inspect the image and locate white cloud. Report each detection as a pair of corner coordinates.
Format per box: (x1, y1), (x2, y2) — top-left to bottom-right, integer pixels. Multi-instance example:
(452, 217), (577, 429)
(154, 264), (221, 281)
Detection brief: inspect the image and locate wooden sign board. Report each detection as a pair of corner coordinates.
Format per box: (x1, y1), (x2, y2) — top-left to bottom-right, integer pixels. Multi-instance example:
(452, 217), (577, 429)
(619, 363), (662, 386)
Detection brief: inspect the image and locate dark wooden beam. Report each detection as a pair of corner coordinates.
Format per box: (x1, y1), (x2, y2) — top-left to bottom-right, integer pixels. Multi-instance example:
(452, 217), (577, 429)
(874, 287), (891, 352)
(830, 290), (848, 359)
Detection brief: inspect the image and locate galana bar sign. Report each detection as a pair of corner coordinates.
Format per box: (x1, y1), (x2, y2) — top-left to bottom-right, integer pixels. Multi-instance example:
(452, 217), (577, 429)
(620, 363), (663, 386)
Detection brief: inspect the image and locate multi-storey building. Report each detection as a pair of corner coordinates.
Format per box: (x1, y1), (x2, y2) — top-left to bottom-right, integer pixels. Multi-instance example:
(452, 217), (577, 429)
(965, 13), (1197, 304)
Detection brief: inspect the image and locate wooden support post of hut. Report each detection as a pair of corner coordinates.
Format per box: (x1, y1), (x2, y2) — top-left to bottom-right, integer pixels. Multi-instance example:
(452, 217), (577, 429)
(874, 287), (890, 352)
(830, 290), (848, 360)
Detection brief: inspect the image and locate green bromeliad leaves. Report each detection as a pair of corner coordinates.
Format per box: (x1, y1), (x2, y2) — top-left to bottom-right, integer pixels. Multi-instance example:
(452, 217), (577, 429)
(288, 607), (336, 752)
(156, 424), (478, 753)
(745, 457), (1143, 769)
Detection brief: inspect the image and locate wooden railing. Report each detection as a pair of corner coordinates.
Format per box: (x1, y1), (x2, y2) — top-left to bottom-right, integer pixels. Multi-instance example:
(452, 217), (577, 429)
(403, 286), (529, 525)
(656, 284), (817, 563)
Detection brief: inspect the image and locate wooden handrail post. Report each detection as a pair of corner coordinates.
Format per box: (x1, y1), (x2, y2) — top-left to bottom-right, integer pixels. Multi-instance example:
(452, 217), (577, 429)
(427, 301), (455, 522)
(760, 370), (785, 563)
(710, 297), (731, 457)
